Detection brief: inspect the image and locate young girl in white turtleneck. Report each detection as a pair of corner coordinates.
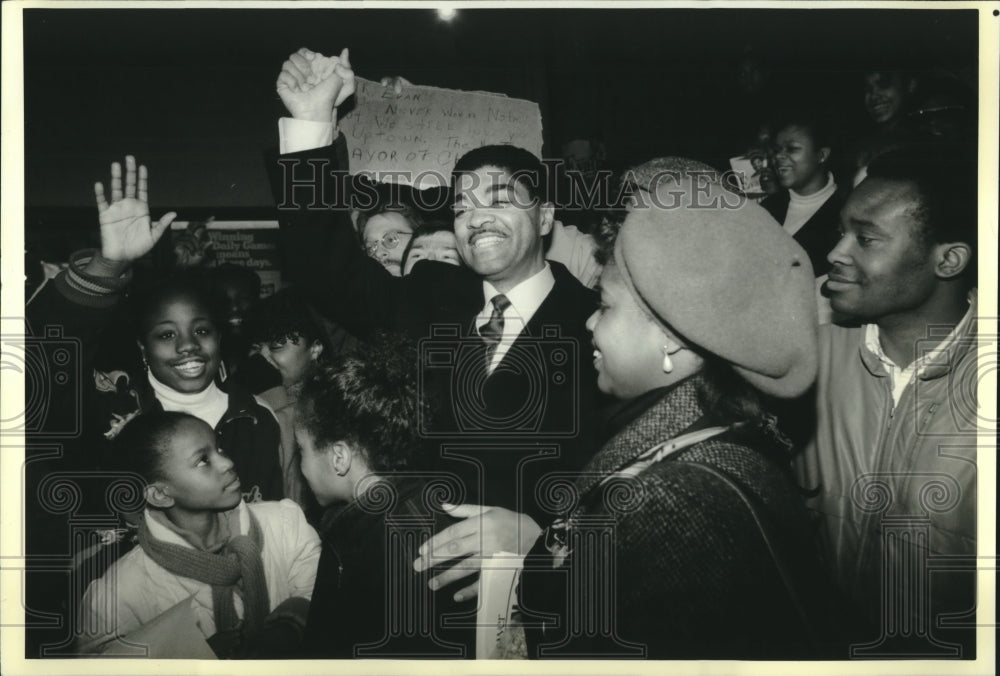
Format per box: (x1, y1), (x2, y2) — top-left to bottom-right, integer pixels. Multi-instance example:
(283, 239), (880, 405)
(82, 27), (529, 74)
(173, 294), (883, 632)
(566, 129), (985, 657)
(121, 277), (285, 502)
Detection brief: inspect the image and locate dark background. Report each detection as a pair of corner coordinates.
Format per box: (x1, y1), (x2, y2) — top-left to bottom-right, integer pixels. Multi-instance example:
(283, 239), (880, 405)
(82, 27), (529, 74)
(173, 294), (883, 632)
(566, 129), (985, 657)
(23, 7), (978, 251)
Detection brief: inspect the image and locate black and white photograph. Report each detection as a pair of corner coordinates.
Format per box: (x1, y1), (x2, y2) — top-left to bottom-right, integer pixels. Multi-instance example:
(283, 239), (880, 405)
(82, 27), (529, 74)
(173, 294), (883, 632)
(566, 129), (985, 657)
(1, 1), (996, 672)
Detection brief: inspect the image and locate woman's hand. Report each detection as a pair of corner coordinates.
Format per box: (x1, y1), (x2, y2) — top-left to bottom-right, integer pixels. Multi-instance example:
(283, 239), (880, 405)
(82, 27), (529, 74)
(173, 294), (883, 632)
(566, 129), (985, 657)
(413, 504), (541, 602)
(94, 155), (176, 264)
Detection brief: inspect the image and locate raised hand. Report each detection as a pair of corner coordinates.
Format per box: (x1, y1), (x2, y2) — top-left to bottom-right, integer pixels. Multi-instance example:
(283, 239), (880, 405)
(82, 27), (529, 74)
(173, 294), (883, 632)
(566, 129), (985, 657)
(94, 155), (176, 263)
(276, 47), (355, 122)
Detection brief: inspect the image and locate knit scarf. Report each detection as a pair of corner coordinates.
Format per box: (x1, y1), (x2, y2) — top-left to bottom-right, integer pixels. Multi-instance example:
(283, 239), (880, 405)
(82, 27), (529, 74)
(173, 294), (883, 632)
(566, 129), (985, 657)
(137, 509), (269, 634)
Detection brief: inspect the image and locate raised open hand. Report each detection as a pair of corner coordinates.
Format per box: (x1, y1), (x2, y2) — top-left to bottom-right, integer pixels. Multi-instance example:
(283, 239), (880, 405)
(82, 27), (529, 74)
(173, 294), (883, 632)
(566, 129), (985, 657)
(94, 155), (176, 262)
(276, 47), (355, 122)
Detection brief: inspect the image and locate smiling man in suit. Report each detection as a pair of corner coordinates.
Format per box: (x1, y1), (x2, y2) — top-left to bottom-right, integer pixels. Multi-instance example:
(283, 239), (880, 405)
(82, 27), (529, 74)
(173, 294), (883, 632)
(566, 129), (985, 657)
(271, 47), (600, 612)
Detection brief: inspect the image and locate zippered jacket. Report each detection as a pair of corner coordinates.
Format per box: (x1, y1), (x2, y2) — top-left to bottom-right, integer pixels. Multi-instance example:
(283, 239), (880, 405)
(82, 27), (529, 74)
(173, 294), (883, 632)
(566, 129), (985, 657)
(795, 307), (979, 653)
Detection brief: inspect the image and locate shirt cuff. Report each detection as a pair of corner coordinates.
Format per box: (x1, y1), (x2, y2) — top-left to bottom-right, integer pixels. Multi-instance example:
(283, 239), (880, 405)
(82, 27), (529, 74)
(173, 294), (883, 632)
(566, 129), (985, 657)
(279, 117), (336, 154)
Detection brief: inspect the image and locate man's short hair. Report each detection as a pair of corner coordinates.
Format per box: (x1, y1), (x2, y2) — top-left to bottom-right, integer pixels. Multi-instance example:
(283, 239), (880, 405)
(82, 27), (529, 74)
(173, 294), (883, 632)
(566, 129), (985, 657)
(866, 143), (977, 280)
(296, 332), (426, 472)
(452, 145), (548, 202)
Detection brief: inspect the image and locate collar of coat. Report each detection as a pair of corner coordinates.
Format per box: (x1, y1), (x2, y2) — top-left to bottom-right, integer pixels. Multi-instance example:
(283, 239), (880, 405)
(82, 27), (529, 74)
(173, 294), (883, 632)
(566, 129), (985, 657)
(318, 474), (429, 540)
(856, 288), (978, 382)
(574, 375), (709, 497)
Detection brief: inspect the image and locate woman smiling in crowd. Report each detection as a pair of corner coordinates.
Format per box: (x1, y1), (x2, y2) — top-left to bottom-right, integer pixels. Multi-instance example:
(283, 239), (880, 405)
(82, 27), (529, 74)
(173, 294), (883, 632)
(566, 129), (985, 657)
(762, 110), (844, 277)
(517, 158), (841, 659)
(249, 288), (358, 506)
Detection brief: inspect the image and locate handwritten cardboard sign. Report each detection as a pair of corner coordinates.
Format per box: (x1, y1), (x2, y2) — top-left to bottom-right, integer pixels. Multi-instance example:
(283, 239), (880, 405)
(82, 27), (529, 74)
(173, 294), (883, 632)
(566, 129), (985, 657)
(339, 77), (543, 188)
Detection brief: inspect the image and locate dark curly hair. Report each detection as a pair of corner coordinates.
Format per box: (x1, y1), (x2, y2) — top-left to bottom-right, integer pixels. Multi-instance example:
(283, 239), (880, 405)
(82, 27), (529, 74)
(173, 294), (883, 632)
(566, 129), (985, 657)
(246, 288), (333, 351)
(295, 332), (427, 472)
(769, 106), (837, 155)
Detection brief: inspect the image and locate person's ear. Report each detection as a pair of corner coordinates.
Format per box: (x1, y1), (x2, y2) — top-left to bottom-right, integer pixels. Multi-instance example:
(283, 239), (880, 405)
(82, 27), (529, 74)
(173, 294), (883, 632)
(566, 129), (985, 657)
(309, 340), (324, 361)
(819, 146), (831, 165)
(538, 202), (555, 237)
(144, 482), (175, 509)
(934, 241), (972, 280)
(329, 441), (354, 477)
(658, 327), (704, 376)
(661, 332), (687, 357)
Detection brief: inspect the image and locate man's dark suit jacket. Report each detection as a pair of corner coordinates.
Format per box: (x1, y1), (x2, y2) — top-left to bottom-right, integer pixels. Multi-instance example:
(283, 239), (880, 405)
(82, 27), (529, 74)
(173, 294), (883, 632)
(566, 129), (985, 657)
(761, 187), (846, 277)
(269, 136), (601, 524)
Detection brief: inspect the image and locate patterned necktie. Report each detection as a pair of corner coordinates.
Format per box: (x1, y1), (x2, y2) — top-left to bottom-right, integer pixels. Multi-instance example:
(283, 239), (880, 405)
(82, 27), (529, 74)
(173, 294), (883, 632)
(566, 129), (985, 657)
(479, 294), (512, 368)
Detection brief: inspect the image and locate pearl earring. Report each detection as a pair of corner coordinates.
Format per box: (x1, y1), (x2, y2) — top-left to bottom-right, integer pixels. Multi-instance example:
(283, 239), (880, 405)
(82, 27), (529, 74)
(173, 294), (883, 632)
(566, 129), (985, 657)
(662, 348), (674, 374)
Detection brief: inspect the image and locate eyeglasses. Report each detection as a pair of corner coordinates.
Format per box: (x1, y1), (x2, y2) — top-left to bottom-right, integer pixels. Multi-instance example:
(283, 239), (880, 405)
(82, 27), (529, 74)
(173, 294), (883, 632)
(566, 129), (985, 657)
(365, 231), (412, 257)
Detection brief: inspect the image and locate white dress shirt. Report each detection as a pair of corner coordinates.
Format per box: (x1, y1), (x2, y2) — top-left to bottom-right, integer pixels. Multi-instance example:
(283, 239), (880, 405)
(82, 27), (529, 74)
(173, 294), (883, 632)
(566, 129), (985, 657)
(478, 264), (556, 374)
(863, 290), (977, 408)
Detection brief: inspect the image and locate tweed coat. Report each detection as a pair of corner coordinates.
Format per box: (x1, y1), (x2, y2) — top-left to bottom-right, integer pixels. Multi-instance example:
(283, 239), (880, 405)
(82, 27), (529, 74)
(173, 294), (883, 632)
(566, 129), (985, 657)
(518, 376), (837, 659)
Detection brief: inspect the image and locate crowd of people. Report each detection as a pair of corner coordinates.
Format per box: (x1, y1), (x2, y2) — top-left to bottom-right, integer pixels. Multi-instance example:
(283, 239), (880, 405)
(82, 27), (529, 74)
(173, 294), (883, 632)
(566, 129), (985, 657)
(24, 44), (980, 660)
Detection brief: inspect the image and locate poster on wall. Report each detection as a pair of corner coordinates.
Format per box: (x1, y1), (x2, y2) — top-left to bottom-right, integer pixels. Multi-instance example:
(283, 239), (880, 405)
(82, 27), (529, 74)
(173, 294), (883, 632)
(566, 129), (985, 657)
(169, 220), (282, 296)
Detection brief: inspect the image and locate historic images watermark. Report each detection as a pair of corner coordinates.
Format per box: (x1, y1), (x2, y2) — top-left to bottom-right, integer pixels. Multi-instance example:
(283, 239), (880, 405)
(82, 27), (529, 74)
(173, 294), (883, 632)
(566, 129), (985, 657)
(275, 159), (750, 213)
